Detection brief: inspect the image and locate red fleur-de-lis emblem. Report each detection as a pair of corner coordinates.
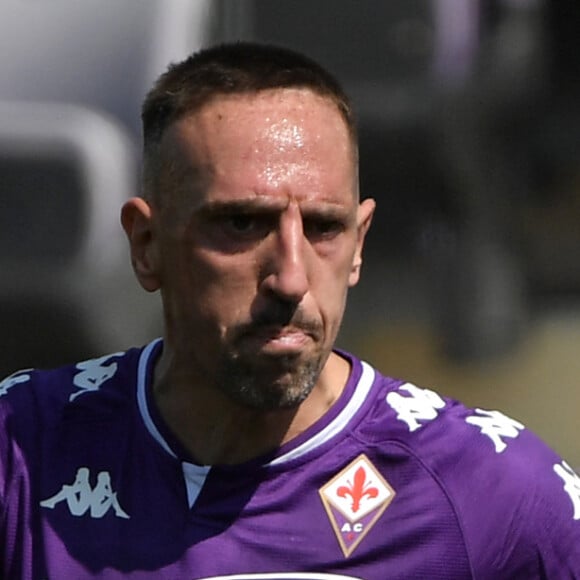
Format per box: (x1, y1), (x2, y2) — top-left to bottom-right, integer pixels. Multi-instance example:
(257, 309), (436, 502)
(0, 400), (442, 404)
(320, 454), (396, 557)
(336, 466), (379, 513)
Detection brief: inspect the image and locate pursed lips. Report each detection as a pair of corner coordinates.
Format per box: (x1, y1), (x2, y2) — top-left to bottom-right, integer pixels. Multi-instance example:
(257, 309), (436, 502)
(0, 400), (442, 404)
(236, 322), (321, 353)
(246, 325), (312, 342)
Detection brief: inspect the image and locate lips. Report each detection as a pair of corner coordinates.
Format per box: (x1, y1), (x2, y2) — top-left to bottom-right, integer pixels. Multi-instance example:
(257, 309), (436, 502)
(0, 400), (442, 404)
(237, 324), (316, 355)
(248, 326), (310, 345)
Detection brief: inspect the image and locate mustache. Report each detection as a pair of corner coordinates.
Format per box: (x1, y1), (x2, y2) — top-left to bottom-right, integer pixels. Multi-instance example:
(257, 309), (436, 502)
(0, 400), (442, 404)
(232, 300), (322, 340)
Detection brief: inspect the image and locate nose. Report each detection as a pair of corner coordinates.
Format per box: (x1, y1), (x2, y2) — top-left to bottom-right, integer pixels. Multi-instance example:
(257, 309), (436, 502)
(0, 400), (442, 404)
(260, 202), (309, 304)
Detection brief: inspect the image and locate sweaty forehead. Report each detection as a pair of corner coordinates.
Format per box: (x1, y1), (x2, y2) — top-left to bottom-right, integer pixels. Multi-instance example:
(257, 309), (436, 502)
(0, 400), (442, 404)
(174, 89), (353, 161)
(173, 89), (355, 178)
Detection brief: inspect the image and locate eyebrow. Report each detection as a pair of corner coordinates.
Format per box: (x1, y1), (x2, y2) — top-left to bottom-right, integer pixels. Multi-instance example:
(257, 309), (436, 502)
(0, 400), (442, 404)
(195, 197), (352, 219)
(196, 198), (286, 216)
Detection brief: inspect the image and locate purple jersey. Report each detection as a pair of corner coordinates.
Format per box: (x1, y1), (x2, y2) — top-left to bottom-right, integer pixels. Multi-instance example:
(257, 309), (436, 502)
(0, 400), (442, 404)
(1, 338), (579, 579)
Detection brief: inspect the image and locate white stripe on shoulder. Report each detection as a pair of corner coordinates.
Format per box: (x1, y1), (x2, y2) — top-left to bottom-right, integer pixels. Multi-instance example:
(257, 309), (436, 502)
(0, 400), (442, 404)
(136, 338), (176, 459)
(268, 361), (376, 466)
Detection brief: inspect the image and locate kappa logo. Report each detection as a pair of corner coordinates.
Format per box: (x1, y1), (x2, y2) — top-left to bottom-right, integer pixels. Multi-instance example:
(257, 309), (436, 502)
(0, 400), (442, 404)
(0, 369), (32, 398)
(319, 454), (395, 557)
(40, 467), (129, 519)
(554, 461), (580, 520)
(465, 409), (525, 453)
(70, 352), (124, 402)
(386, 383), (446, 432)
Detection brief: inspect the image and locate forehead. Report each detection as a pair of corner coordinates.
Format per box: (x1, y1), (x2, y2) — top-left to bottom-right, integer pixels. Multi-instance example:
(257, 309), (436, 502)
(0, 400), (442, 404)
(190, 87), (351, 142)
(160, 88), (357, 209)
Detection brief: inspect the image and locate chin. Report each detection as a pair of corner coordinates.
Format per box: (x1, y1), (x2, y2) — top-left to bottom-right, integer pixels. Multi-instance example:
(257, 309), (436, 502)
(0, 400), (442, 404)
(230, 379), (314, 411)
(215, 351), (323, 411)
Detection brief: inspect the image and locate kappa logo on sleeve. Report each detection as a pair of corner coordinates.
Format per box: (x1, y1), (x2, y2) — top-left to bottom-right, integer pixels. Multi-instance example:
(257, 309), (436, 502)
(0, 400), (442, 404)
(465, 409), (525, 453)
(70, 352), (124, 401)
(319, 454), (395, 558)
(40, 467), (129, 519)
(0, 369), (32, 398)
(386, 383), (446, 431)
(554, 461), (580, 520)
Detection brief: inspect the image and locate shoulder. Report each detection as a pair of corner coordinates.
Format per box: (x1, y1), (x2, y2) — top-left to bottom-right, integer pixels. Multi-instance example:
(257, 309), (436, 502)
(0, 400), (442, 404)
(0, 346), (145, 434)
(355, 361), (580, 576)
(358, 366), (559, 472)
(0, 345), (151, 499)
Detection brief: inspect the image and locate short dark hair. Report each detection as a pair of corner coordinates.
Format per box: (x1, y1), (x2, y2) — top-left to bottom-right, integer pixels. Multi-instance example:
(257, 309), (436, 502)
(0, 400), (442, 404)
(141, 42), (357, 200)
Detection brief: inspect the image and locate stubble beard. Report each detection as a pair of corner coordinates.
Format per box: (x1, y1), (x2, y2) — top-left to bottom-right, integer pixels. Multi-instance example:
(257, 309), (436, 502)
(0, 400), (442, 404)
(214, 350), (324, 411)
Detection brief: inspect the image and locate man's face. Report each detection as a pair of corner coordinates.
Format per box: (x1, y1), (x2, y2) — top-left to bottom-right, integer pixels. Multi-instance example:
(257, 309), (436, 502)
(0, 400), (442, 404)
(132, 88), (374, 410)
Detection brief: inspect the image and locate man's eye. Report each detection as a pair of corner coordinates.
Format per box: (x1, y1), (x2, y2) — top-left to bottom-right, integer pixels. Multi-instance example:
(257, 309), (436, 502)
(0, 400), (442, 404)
(221, 213), (274, 241)
(304, 218), (344, 241)
(227, 214), (256, 233)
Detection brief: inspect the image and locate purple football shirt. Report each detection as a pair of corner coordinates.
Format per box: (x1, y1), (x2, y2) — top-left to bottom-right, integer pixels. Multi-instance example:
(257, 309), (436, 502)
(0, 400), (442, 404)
(1, 338), (579, 579)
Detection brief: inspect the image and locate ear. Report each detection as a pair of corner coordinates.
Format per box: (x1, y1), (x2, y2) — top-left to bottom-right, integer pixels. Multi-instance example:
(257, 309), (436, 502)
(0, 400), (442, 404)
(348, 197), (376, 287)
(120, 197), (161, 292)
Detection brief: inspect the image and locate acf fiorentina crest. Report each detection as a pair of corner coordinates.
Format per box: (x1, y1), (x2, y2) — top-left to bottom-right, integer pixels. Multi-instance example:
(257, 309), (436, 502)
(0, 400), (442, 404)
(319, 454), (395, 557)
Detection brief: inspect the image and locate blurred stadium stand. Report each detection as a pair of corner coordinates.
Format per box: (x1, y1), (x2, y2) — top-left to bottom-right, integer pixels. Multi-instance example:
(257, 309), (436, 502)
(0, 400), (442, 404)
(0, 102), (136, 372)
(0, 0), (213, 373)
(1, 0), (579, 462)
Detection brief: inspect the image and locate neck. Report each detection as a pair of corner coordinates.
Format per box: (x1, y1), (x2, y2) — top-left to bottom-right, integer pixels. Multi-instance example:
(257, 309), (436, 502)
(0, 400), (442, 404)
(151, 349), (350, 465)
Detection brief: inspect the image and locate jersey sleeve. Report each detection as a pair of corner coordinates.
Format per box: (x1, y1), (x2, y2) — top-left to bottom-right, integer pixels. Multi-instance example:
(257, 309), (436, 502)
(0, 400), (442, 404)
(381, 380), (580, 578)
(433, 403), (580, 577)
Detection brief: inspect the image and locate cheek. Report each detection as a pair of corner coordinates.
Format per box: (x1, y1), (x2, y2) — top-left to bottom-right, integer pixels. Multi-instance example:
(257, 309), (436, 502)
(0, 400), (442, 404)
(184, 252), (259, 315)
(317, 241), (357, 286)
(310, 252), (354, 315)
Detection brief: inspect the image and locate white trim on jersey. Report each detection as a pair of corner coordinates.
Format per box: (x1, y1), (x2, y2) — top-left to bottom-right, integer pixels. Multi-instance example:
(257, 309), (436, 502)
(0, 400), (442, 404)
(136, 338), (177, 459)
(182, 462), (211, 508)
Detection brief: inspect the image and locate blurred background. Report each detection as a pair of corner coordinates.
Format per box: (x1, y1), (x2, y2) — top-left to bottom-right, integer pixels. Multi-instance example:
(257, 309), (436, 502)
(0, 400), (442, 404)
(0, 0), (578, 465)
